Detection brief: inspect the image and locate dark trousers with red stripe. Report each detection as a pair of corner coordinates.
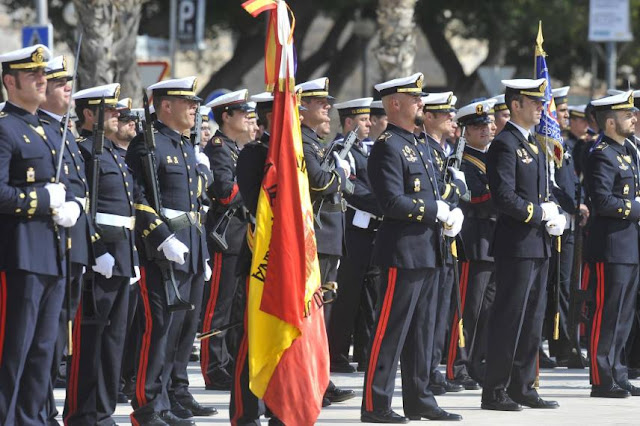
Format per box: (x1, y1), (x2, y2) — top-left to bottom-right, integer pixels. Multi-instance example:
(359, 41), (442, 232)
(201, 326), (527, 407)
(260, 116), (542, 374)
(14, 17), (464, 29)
(46, 264), (84, 424)
(546, 231), (575, 360)
(328, 228), (376, 368)
(482, 257), (549, 402)
(353, 267), (381, 367)
(362, 267), (440, 416)
(131, 265), (200, 420)
(230, 277), (264, 426)
(63, 275), (130, 426)
(318, 254), (340, 329)
(0, 270), (64, 426)
(588, 262), (639, 388)
(200, 251), (239, 386)
(446, 261), (495, 382)
(169, 272), (204, 400)
(120, 284), (141, 393)
(430, 263), (454, 386)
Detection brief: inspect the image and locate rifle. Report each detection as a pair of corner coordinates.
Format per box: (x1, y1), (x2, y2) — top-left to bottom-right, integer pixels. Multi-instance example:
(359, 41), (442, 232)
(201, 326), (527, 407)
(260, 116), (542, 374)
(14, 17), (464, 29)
(141, 91), (194, 312)
(312, 127), (358, 227)
(190, 108), (202, 149)
(567, 181), (587, 367)
(422, 125), (464, 348)
(83, 98), (109, 325)
(445, 127), (470, 202)
(54, 31), (83, 355)
(209, 205), (238, 251)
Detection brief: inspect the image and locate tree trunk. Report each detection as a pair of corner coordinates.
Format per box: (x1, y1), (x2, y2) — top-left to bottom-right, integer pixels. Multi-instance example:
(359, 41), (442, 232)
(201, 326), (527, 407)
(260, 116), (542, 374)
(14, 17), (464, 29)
(113, 1), (145, 105)
(72, 0), (145, 103)
(72, 0), (117, 90)
(375, 0), (418, 80)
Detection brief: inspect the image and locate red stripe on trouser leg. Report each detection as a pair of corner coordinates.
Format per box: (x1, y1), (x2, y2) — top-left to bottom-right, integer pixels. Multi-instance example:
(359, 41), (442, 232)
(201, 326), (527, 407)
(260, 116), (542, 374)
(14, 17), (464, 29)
(590, 263), (604, 385)
(64, 302), (83, 424)
(365, 268), (397, 412)
(135, 267), (153, 407)
(200, 252), (223, 385)
(580, 264), (590, 336)
(0, 272), (6, 368)
(231, 277), (250, 426)
(446, 262), (469, 379)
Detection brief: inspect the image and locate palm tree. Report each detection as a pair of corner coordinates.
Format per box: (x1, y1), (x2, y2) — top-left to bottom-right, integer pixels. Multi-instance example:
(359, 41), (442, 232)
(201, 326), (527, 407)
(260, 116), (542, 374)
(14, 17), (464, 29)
(375, 0), (418, 80)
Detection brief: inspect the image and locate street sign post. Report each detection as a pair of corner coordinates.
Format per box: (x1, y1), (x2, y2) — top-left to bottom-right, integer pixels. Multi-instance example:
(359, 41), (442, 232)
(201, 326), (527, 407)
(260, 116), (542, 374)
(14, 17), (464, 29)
(22, 24), (53, 50)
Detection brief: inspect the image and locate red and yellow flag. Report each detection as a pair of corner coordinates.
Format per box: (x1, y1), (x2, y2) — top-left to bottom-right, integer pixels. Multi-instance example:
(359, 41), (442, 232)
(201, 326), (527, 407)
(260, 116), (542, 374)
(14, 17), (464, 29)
(242, 1), (328, 425)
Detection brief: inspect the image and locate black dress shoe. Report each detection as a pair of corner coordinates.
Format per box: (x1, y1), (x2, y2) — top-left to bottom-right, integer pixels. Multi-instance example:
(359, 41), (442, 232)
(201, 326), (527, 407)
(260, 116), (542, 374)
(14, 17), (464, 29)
(428, 384), (446, 395)
(325, 386), (356, 403)
(330, 362), (356, 373)
(539, 350), (557, 369)
(322, 397), (331, 407)
(514, 396), (559, 409)
(177, 395), (218, 416)
(169, 396), (193, 419)
(590, 384), (631, 398)
(130, 412), (169, 426)
(444, 380), (464, 392)
(481, 390), (523, 411)
(160, 410), (196, 425)
(204, 370), (233, 391)
(407, 408), (462, 421)
(617, 381), (640, 396)
(453, 375), (480, 390)
(361, 410), (409, 424)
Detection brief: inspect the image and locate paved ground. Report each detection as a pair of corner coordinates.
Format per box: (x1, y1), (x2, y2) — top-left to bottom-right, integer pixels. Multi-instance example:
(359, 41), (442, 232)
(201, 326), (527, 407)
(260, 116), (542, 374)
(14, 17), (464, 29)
(54, 362), (640, 425)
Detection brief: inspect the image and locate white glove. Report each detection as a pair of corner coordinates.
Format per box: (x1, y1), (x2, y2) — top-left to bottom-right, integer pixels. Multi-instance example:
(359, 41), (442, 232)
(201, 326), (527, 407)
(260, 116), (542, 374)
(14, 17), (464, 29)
(130, 265), (141, 285)
(92, 252), (115, 279)
(333, 152), (350, 176)
(545, 214), (566, 236)
(541, 202), (560, 221)
(196, 151), (210, 169)
(157, 234), (189, 265)
(52, 201), (80, 228)
(443, 207), (464, 237)
(448, 167), (466, 186)
(45, 182), (66, 209)
(204, 261), (212, 281)
(436, 200), (450, 222)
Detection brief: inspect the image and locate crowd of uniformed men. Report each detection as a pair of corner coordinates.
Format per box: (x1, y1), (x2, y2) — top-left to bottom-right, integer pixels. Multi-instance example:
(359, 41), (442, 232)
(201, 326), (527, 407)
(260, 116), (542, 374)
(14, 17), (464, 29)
(1, 42), (640, 426)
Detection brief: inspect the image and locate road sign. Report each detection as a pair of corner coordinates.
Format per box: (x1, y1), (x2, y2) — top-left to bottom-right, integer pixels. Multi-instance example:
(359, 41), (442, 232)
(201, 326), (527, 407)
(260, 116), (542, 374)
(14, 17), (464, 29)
(177, 0), (205, 49)
(589, 0), (633, 42)
(22, 24), (53, 50)
(138, 61), (170, 88)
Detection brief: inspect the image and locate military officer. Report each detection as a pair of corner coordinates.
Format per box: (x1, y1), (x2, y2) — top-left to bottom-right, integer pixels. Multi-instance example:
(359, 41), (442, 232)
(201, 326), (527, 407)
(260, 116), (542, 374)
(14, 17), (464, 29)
(490, 94), (510, 134)
(38, 54), (96, 424)
(545, 86), (590, 367)
(200, 89), (251, 391)
(62, 83), (140, 425)
(585, 91), (640, 398)
(361, 73), (463, 423)
(445, 99), (497, 387)
(296, 77), (357, 405)
(230, 91), (276, 425)
(420, 91), (468, 395)
(482, 78), (565, 411)
(199, 106), (212, 150)
(112, 98), (137, 155)
(367, 99), (388, 152)
(326, 97), (382, 374)
(127, 77), (215, 425)
(0, 44), (81, 426)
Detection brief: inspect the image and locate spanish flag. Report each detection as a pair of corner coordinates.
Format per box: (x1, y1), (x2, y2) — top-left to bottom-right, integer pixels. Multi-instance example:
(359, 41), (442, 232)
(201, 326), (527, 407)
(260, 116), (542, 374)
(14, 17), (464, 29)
(242, 1), (329, 425)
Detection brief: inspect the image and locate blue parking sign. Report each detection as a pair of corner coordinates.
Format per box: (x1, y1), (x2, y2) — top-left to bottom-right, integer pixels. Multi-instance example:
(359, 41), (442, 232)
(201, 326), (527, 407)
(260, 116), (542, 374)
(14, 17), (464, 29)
(22, 24), (53, 50)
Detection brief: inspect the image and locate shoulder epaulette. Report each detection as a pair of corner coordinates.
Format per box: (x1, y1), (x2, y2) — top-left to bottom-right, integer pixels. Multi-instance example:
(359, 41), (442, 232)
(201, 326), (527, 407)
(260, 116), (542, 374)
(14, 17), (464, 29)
(212, 137), (223, 145)
(377, 131), (391, 142)
(594, 141), (608, 151)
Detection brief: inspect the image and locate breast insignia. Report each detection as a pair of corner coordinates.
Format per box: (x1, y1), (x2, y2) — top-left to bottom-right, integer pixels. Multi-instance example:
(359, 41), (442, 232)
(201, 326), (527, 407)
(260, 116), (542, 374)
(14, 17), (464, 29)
(402, 145), (418, 163)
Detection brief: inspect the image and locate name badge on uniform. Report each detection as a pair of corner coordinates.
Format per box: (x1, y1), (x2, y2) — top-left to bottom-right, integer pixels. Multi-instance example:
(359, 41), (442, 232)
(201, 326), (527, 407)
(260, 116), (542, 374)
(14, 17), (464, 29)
(414, 178), (421, 192)
(402, 146), (418, 162)
(26, 167), (35, 182)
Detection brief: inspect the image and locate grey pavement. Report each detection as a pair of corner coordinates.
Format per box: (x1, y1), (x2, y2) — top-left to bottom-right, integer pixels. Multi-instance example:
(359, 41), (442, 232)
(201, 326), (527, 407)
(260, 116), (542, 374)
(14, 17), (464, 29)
(53, 363), (640, 425)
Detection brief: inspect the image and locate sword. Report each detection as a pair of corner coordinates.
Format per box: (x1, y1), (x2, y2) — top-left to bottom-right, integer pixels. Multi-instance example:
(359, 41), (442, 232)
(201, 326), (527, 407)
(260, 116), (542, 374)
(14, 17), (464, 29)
(196, 320), (243, 341)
